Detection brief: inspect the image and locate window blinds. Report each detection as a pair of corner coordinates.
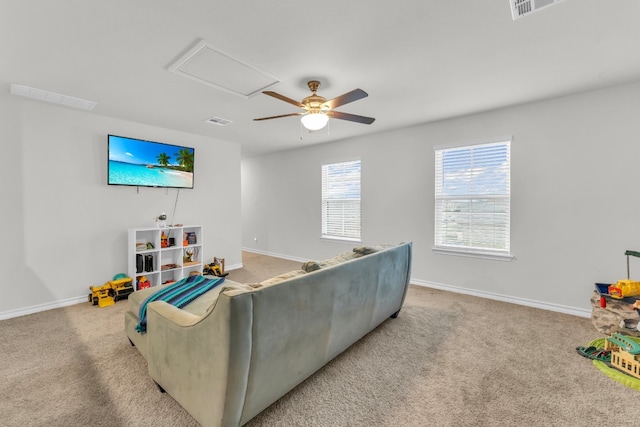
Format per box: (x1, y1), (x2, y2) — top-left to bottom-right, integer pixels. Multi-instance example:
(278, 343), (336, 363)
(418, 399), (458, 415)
(434, 141), (510, 254)
(322, 160), (361, 240)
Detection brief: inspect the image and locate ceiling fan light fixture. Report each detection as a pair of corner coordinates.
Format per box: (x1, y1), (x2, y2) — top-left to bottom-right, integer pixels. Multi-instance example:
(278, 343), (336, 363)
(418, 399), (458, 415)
(255, 80), (374, 128)
(301, 111), (329, 131)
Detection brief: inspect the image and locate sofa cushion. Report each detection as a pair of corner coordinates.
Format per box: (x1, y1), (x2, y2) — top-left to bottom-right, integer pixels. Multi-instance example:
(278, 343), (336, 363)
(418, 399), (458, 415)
(301, 250), (359, 273)
(353, 246), (377, 256)
(352, 244), (394, 256)
(301, 261), (321, 273)
(249, 269), (307, 288)
(320, 251), (359, 267)
(300, 244), (398, 273)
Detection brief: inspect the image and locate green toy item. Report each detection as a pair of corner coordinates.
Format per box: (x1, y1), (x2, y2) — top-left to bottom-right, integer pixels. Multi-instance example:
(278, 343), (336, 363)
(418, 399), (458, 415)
(593, 360), (640, 391)
(576, 346), (611, 362)
(579, 335), (640, 390)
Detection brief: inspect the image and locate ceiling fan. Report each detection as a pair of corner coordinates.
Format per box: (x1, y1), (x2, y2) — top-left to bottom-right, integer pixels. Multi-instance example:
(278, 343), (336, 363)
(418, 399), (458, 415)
(254, 80), (375, 131)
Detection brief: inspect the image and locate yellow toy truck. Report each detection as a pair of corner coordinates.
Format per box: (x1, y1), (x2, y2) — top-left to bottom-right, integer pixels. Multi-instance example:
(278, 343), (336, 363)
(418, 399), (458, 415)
(609, 279), (640, 299)
(202, 257), (228, 277)
(89, 274), (133, 308)
(609, 250), (640, 299)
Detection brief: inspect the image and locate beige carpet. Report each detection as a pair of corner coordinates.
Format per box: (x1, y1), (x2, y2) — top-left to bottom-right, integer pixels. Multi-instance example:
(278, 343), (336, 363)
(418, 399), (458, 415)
(2, 251), (640, 426)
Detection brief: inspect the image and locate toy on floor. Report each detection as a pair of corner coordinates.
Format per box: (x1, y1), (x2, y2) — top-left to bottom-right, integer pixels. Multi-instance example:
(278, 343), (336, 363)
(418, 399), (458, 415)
(203, 257), (228, 277)
(609, 250), (640, 299)
(576, 345), (611, 362)
(578, 335), (640, 390)
(603, 333), (640, 379)
(88, 274), (134, 307)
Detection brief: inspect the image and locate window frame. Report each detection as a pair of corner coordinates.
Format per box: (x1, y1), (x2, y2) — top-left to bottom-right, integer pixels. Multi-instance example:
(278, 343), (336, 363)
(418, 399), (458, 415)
(321, 159), (362, 243)
(433, 137), (513, 261)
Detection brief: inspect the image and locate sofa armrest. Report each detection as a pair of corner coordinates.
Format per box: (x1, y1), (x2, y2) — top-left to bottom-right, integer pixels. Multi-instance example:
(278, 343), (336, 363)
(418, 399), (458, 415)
(147, 300), (202, 327)
(146, 291), (254, 427)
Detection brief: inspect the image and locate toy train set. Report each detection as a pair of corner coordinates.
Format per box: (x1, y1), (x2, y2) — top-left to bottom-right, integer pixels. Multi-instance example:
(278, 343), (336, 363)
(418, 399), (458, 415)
(582, 250), (640, 388)
(605, 333), (640, 379)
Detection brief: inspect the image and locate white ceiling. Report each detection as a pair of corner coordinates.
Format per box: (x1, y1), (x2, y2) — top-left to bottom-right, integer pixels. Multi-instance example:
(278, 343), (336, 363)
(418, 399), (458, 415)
(2, 0), (639, 157)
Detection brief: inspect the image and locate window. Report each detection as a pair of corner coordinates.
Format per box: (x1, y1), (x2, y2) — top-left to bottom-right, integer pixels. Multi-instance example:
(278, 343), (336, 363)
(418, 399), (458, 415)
(434, 139), (511, 259)
(322, 160), (361, 241)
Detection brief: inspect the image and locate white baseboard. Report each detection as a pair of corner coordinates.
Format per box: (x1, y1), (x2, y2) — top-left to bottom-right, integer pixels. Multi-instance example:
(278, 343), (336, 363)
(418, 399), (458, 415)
(226, 262), (243, 271)
(411, 278), (591, 318)
(243, 247), (591, 318)
(0, 257), (591, 321)
(242, 247), (309, 263)
(243, 248), (592, 318)
(0, 295), (88, 321)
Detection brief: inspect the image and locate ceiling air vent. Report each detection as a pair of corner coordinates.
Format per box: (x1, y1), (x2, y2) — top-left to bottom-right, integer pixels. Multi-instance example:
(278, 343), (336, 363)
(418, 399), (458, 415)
(510, 0), (565, 20)
(205, 116), (233, 126)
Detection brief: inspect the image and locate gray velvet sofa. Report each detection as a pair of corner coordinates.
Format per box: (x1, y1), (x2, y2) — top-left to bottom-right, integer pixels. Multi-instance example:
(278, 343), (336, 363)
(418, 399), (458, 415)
(125, 242), (412, 427)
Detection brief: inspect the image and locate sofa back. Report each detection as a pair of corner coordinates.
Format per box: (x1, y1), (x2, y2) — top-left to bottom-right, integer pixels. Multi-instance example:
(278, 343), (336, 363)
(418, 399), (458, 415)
(237, 242), (412, 424)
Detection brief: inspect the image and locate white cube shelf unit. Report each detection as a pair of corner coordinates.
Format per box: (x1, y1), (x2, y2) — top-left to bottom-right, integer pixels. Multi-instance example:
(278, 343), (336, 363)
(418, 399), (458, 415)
(128, 225), (203, 290)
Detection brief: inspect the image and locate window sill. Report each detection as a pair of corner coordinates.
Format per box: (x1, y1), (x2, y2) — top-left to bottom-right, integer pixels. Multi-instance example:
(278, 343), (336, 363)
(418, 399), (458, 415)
(321, 235), (362, 244)
(432, 247), (514, 261)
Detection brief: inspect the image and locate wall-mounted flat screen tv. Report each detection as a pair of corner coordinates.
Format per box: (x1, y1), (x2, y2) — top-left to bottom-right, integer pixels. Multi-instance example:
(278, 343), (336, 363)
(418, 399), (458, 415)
(108, 134), (195, 189)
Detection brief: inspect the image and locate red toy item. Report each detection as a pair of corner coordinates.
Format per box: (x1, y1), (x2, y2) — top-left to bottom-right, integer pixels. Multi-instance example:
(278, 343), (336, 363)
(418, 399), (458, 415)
(137, 275), (151, 290)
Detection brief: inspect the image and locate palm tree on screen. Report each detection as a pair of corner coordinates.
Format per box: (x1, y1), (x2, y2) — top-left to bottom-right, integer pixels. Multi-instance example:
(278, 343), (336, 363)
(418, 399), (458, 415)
(157, 153), (170, 167)
(176, 148), (194, 172)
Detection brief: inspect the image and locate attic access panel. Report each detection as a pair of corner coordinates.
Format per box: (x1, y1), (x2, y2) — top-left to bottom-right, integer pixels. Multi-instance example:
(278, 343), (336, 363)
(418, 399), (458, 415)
(169, 39), (280, 98)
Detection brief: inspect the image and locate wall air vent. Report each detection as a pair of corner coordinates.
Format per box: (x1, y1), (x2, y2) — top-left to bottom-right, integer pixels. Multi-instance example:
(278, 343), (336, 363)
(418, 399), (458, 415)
(205, 116), (233, 126)
(10, 84), (97, 110)
(510, 0), (565, 20)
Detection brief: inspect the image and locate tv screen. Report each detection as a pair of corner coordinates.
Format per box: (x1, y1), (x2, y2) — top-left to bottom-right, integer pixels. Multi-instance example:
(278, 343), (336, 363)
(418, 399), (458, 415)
(108, 134), (194, 189)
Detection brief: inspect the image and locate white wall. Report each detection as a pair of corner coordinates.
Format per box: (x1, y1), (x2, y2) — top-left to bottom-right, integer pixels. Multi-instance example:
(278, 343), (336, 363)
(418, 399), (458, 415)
(242, 81), (640, 316)
(0, 94), (242, 318)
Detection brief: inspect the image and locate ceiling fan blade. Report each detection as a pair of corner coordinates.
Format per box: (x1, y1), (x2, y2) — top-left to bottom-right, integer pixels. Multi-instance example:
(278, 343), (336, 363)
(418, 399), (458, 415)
(323, 89), (368, 109)
(262, 91), (304, 108)
(327, 110), (375, 125)
(253, 112), (303, 121)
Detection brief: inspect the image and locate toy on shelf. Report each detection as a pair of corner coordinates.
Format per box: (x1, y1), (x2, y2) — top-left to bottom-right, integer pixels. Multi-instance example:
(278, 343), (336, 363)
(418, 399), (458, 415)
(609, 250), (640, 299)
(88, 274), (133, 308)
(183, 247), (199, 264)
(161, 231), (169, 248)
(185, 232), (197, 245)
(136, 275), (151, 290)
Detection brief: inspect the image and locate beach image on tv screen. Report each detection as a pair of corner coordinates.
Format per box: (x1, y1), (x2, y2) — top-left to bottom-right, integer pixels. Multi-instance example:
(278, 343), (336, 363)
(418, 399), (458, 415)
(108, 135), (194, 188)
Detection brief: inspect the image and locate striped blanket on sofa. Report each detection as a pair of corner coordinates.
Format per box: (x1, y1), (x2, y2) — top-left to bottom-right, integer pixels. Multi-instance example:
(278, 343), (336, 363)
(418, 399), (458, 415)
(136, 274), (225, 333)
